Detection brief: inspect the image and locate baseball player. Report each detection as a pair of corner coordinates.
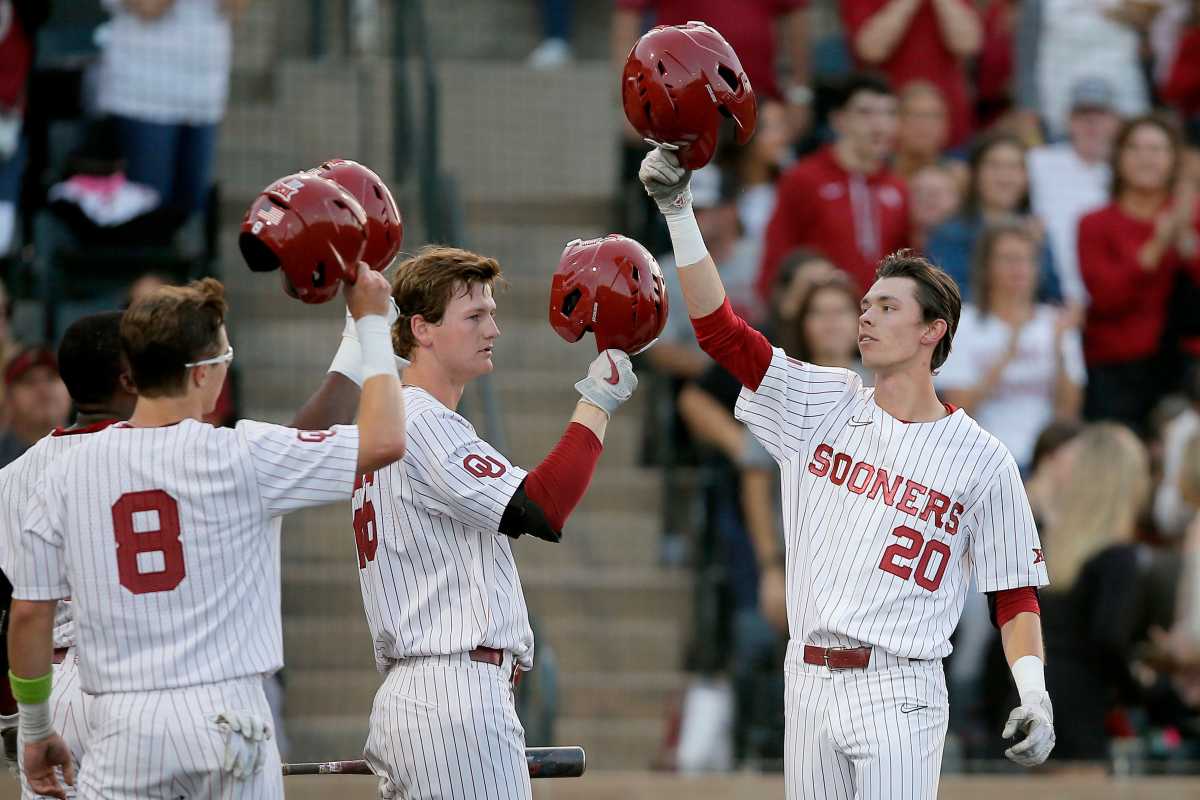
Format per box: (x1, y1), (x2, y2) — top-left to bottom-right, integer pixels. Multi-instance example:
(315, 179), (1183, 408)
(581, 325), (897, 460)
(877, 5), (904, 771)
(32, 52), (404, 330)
(7, 273), (406, 800)
(305, 245), (640, 799)
(639, 144), (1055, 797)
(0, 312), (138, 799)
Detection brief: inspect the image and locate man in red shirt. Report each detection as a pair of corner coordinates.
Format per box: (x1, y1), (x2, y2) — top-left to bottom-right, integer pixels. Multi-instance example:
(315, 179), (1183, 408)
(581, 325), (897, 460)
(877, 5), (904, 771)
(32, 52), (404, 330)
(759, 73), (909, 299)
(841, 0), (982, 147)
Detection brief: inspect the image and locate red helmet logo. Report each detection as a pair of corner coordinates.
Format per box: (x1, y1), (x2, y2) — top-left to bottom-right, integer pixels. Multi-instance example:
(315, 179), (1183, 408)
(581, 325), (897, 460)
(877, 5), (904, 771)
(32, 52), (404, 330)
(621, 21), (757, 169)
(312, 159), (404, 272)
(238, 173), (369, 304)
(549, 234), (668, 355)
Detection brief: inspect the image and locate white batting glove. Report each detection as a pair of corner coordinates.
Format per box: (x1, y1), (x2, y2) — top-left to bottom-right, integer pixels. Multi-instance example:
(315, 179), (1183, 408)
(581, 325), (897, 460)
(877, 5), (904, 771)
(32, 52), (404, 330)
(575, 349), (637, 417)
(213, 711), (272, 780)
(638, 143), (693, 216)
(1002, 690), (1055, 767)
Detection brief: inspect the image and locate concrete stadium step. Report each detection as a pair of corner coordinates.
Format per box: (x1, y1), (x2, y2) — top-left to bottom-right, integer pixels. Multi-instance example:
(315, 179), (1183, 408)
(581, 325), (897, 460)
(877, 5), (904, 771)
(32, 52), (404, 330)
(285, 617), (376, 670)
(283, 713), (367, 763)
(541, 620), (683, 674)
(438, 61), (618, 204)
(283, 564), (690, 623)
(559, 671), (685, 720)
(555, 717), (665, 772)
(504, 412), (643, 467)
(521, 569), (690, 625)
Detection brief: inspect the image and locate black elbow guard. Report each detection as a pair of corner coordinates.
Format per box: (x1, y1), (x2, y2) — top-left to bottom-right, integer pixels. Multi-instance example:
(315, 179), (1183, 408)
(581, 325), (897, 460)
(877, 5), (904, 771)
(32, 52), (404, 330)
(498, 480), (562, 543)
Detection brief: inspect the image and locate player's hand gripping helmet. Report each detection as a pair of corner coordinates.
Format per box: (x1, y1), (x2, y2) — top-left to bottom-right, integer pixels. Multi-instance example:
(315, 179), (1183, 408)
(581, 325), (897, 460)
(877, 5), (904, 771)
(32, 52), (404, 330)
(549, 234), (668, 355)
(311, 158), (404, 272)
(621, 21), (757, 170)
(238, 172), (369, 304)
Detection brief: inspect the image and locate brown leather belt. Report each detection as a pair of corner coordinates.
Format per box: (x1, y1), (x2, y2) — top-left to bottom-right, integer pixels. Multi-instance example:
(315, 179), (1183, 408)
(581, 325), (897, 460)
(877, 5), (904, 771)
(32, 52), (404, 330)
(469, 646), (521, 688)
(52, 648), (70, 665)
(468, 646), (504, 667)
(803, 644), (872, 670)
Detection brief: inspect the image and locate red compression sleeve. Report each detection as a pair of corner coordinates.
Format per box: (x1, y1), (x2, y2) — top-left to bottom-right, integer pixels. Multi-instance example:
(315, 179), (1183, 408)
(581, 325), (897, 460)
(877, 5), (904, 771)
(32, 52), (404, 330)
(994, 586), (1041, 628)
(691, 299), (774, 391)
(523, 422), (603, 531)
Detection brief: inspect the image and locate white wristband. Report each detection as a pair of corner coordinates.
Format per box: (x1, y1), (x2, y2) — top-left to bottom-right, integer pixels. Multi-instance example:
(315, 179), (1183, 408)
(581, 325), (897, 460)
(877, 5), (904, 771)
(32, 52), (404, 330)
(328, 336), (364, 386)
(356, 315), (399, 382)
(18, 701), (53, 742)
(663, 206), (708, 268)
(1011, 655), (1046, 704)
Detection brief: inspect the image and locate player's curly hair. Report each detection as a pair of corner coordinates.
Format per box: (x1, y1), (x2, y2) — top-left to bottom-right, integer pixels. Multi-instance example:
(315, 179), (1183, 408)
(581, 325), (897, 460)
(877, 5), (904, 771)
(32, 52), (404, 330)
(389, 246), (505, 359)
(121, 277), (228, 397)
(875, 250), (961, 371)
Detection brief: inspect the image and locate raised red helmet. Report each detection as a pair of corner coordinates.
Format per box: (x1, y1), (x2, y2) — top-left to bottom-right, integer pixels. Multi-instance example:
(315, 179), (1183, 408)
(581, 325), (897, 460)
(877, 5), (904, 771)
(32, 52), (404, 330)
(621, 21), (757, 169)
(238, 172), (368, 304)
(549, 234), (668, 355)
(312, 159), (403, 272)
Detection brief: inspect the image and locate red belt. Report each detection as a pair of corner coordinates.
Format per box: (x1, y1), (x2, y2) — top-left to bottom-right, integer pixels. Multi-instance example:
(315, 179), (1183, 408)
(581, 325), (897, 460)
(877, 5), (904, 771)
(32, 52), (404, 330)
(469, 646), (521, 688)
(52, 648), (70, 665)
(803, 644), (872, 670)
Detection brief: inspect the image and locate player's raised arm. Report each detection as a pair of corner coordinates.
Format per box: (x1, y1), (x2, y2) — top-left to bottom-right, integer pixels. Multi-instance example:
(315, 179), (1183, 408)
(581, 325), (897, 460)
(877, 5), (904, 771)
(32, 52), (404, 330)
(345, 269), (406, 474)
(639, 146), (774, 392)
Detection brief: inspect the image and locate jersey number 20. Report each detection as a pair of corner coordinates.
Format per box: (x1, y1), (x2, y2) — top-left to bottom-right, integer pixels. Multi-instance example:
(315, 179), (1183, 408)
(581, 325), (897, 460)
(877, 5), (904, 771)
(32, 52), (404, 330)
(879, 524), (950, 592)
(112, 490), (186, 594)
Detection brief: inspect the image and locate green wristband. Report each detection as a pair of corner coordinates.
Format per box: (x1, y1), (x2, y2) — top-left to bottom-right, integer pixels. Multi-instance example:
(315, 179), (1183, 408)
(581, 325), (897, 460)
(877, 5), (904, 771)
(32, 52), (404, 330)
(8, 670), (52, 705)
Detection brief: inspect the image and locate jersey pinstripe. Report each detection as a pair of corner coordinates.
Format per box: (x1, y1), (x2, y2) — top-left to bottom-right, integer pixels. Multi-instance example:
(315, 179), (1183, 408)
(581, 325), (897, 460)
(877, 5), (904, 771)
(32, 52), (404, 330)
(0, 423), (122, 649)
(352, 386), (534, 671)
(735, 349), (1049, 662)
(10, 418), (360, 694)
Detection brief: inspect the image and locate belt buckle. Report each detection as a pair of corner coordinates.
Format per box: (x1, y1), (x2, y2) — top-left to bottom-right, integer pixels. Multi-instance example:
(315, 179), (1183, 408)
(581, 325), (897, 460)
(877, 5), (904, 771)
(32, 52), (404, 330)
(823, 647), (848, 671)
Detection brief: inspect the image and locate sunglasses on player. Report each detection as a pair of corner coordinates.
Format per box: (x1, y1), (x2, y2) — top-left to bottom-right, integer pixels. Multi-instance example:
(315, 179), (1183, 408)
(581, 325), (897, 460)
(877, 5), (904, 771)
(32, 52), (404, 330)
(185, 345), (234, 369)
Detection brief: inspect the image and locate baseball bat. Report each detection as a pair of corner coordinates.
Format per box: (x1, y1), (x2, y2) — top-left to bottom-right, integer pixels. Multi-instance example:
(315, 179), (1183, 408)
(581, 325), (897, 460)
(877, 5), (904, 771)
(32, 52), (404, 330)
(282, 746), (586, 779)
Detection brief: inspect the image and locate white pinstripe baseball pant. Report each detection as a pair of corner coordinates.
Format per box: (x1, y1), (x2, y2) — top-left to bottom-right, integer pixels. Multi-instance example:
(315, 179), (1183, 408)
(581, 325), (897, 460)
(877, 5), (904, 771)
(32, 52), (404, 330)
(784, 641), (948, 800)
(364, 652), (532, 800)
(18, 649), (91, 800)
(75, 674), (281, 799)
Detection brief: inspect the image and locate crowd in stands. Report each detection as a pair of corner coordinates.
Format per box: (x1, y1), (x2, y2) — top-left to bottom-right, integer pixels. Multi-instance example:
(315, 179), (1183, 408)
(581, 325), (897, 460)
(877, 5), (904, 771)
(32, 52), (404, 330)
(606, 0), (1200, 774)
(3, 0), (1200, 776)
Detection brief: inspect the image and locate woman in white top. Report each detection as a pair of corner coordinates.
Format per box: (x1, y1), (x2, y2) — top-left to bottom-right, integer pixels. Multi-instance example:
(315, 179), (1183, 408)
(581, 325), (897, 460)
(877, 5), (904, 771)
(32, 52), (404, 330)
(937, 219), (1086, 472)
(96, 0), (247, 223)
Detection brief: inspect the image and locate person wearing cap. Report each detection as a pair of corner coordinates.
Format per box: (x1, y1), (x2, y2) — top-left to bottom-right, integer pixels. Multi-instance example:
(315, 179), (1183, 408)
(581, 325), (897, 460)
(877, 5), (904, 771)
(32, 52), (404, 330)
(1028, 76), (1122, 304)
(0, 347), (70, 467)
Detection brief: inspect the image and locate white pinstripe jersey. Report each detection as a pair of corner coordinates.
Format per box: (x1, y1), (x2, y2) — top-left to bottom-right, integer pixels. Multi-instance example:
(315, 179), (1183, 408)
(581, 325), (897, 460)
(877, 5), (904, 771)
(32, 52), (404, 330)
(736, 349), (1049, 661)
(11, 418), (360, 693)
(351, 386), (534, 671)
(0, 421), (119, 650)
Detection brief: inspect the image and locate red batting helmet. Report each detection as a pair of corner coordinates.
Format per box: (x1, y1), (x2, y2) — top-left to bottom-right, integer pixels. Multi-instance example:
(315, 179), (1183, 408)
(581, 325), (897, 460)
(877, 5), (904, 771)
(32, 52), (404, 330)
(238, 172), (369, 304)
(621, 21), (757, 170)
(549, 235), (668, 355)
(312, 159), (403, 272)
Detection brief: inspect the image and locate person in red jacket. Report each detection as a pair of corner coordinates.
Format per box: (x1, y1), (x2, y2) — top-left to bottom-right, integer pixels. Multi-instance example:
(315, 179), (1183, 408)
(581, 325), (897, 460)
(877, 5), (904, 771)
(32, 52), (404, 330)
(841, 0), (983, 147)
(758, 73), (909, 300)
(1079, 115), (1200, 432)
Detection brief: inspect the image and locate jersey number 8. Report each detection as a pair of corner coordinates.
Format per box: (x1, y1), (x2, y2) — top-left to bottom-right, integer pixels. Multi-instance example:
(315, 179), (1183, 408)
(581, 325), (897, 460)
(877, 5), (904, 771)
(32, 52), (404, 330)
(111, 490), (187, 595)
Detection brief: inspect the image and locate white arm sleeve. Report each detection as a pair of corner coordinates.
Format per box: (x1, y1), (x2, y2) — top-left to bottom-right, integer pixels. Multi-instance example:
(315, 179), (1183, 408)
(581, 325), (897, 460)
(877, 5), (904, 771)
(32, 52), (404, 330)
(403, 410), (527, 533)
(238, 420), (361, 516)
(734, 347), (861, 464)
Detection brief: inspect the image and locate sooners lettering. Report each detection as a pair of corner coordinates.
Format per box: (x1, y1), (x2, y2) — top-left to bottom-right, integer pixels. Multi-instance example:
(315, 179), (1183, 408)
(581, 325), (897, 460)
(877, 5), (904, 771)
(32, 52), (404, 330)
(462, 454), (506, 479)
(807, 443), (965, 534)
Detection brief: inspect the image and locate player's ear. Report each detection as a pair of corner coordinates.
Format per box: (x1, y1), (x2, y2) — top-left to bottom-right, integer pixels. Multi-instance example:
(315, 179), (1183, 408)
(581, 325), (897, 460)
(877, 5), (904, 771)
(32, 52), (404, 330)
(410, 314), (434, 349)
(920, 319), (947, 348)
